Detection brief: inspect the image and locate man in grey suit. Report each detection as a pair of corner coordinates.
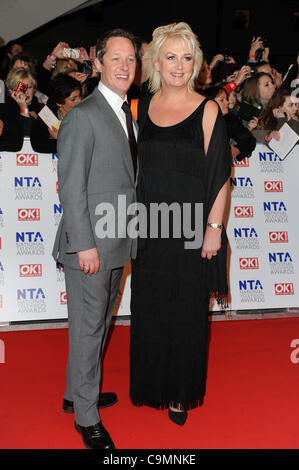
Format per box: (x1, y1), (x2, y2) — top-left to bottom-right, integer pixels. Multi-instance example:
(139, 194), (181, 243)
(52, 29), (138, 449)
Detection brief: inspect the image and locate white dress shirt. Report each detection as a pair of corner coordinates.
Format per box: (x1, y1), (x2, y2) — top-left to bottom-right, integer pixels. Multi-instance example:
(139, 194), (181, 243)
(98, 81), (137, 140)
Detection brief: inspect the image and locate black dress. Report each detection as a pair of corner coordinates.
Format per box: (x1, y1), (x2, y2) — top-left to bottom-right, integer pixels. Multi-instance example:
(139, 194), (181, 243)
(130, 96), (231, 411)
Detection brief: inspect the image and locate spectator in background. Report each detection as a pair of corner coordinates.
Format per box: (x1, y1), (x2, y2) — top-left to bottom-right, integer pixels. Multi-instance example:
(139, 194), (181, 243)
(0, 39), (23, 79)
(10, 53), (36, 74)
(0, 67), (42, 151)
(250, 86), (299, 143)
(239, 72), (276, 131)
(51, 58), (79, 79)
(195, 58), (212, 89)
(31, 73), (82, 154)
(9, 53), (48, 104)
(205, 85), (256, 161)
(128, 37), (148, 103)
(36, 42), (92, 97)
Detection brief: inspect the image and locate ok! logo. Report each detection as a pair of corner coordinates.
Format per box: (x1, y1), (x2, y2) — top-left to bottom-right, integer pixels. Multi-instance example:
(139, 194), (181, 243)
(264, 181), (283, 193)
(18, 208), (40, 221)
(234, 206), (254, 218)
(16, 153), (38, 166)
(239, 257), (259, 270)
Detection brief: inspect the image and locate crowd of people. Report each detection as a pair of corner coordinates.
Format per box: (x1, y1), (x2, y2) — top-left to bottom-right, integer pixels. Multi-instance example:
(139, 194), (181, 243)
(0, 34), (299, 156)
(1, 25), (299, 451)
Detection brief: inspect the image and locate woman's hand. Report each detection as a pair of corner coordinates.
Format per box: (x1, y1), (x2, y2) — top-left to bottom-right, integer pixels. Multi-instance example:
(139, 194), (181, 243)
(0, 119), (3, 136)
(230, 143), (241, 159)
(249, 36), (263, 57)
(247, 116), (258, 131)
(201, 226), (222, 260)
(265, 130), (280, 142)
(48, 126), (59, 140)
(11, 89), (27, 110)
(234, 65), (252, 85)
(51, 41), (70, 59)
(68, 71), (88, 83)
(273, 107), (287, 119)
(76, 47), (90, 63)
(209, 54), (224, 68)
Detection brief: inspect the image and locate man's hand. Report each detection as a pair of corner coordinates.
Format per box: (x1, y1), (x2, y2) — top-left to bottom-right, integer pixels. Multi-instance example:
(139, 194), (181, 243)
(77, 248), (100, 275)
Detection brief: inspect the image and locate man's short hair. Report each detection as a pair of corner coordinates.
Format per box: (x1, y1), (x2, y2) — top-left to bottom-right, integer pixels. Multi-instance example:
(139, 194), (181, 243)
(96, 28), (138, 64)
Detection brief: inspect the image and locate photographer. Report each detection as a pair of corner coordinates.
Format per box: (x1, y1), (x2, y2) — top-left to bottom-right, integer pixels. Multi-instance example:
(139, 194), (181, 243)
(36, 42), (96, 97)
(248, 36), (270, 66)
(248, 37), (283, 88)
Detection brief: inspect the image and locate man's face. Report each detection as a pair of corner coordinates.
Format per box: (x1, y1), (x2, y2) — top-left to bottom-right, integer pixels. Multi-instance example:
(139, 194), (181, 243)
(95, 36), (136, 99)
(8, 43), (23, 59)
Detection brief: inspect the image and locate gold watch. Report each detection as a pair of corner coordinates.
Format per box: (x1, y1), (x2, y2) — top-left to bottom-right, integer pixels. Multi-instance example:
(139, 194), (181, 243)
(207, 222), (223, 229)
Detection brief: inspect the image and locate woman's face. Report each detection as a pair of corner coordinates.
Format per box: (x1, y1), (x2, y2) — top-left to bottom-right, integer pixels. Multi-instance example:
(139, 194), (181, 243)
(281, 95), (298, 119)
(215, 90), (229, 115)
(258, 75), (276, 103)
(155, 37), (194, 90)
(60, 89), (82, 114)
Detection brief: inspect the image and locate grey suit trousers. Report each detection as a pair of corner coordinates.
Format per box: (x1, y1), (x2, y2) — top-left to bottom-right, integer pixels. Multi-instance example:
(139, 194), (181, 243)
(63, 265), (123, 427)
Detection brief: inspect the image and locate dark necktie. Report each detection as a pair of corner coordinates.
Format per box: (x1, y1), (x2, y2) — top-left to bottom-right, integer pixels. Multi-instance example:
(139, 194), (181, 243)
(122, 101), (137, 179)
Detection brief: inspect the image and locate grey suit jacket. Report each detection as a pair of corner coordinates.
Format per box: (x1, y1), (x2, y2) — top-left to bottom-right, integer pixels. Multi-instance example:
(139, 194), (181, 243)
(52, 87), (138, 271)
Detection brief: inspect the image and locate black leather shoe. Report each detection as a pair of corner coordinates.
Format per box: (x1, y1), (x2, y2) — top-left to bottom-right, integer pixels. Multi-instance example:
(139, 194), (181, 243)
(63, 392), (118, 413)
(75, 421), (115, 449)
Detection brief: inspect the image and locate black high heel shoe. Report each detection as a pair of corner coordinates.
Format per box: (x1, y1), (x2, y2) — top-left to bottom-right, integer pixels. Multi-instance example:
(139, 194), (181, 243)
(168, 408), (188, 426)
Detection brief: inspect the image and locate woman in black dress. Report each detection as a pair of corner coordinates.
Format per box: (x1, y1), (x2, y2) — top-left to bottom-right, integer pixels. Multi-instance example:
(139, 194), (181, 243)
(130, 22), (231, 425)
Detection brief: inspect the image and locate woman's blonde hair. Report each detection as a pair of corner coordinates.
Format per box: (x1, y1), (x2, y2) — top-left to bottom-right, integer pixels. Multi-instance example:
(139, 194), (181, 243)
(144, 22), (203, 93)
(6, 67), (37, 92)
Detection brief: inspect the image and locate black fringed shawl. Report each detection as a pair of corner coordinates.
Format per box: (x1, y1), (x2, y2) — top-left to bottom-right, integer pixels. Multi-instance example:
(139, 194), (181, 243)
(202, 107), (231, 305)
(137, 85), (231, 306)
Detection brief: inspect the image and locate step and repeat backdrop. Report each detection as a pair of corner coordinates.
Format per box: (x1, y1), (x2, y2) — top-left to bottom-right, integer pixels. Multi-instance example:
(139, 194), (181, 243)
(0, 139), (298, 322)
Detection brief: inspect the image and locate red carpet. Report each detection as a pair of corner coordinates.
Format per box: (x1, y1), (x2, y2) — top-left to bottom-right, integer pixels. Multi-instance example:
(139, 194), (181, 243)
(1, 318), (299, 449)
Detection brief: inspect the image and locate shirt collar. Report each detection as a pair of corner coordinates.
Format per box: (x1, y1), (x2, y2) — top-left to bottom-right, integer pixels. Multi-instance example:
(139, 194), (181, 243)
(98, 81), (127, 114)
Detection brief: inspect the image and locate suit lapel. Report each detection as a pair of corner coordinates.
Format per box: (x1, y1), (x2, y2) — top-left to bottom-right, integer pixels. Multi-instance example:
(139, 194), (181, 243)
(92, 89), (137, 183)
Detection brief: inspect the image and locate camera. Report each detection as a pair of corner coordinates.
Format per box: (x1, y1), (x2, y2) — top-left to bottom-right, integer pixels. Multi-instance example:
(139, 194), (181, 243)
(81, 60), (93, 76)
(254, 36), (271, 62)
(238, 101), (262, 122)
(15, 82), (28, 95)
(62, 48), (80, 59)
